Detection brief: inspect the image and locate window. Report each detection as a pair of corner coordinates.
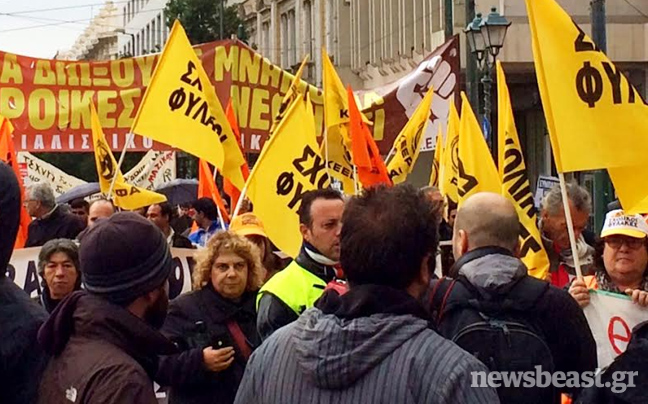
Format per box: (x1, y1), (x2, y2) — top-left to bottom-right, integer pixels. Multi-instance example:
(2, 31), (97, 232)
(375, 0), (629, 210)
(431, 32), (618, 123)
(146, 24), (151, 53)
(281, 13), (288, 67)
(157, 14), (162, 48)
(151, 19), (156, 50)
(135, 33), (140, 55)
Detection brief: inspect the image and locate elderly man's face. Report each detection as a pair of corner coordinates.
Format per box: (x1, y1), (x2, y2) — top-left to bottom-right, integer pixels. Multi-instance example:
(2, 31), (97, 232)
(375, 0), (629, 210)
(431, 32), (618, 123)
(44, 252), (78, 300)
(23, 194), (40, 217)
(541, 201), (590, 249)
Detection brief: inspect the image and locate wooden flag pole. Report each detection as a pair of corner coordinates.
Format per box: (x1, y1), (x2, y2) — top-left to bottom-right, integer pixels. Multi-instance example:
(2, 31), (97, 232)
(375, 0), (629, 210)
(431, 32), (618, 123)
(558, 172), (583, 279)
(107, 133), (133, 200)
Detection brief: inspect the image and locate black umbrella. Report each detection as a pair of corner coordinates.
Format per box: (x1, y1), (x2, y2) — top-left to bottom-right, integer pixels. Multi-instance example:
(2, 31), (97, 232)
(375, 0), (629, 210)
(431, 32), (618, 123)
(155, 179), (198, 205)
(56, 182), (101, 204)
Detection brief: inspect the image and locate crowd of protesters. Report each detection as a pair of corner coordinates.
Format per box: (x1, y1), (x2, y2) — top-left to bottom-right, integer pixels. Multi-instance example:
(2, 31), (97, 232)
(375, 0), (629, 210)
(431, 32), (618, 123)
(2, 160), (648, 404)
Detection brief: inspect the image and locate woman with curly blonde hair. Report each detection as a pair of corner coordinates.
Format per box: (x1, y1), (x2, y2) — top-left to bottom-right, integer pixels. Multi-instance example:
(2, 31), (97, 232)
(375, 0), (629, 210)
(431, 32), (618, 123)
(157, 231), (263, 404)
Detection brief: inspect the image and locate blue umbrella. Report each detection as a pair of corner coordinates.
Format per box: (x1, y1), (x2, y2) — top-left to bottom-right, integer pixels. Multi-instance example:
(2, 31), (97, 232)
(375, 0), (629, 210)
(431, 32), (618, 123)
(56, 182), (101, 204)
(155, 179), (198, 205)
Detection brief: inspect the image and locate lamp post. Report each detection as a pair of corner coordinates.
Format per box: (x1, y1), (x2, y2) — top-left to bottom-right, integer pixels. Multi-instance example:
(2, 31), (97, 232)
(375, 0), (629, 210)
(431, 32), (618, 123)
(465, 7), (511, 150)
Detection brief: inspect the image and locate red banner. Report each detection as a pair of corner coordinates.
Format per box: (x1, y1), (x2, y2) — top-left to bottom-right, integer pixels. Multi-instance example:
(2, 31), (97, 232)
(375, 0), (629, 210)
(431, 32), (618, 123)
(0, 37), (458, 154)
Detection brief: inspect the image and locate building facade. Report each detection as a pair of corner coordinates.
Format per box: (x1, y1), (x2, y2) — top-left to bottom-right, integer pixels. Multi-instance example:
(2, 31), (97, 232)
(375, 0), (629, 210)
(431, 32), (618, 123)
(119, 0), (170, 57)
(56, 1), (121, 61)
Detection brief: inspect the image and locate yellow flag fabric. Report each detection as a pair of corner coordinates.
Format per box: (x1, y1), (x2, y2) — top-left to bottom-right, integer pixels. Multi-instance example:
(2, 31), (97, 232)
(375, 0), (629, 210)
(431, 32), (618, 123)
(268, 55), (309, 137)
(497, 62), (550, 279)
(322, 48), (355, 193)
(430, 126), (444, 188)
(526, 0), (648, 172)
(457, 92), (501, 205)
(441, 102), (460, 204)
(608, 166), (648, 214)
(91, 104), (166, 210)
(131, 20), (246, 190)
(387, 87), (434, 184)
(245, 97), (330, 258)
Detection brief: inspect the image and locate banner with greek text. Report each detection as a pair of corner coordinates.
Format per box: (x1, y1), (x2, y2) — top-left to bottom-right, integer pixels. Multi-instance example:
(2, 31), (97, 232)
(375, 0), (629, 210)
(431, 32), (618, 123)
(0, 37), (458, 155)
(18, 152), (86, 196)
(584, 290), (648, 368)
(123, 150), (176, 190)
(7, 247), (196, 300)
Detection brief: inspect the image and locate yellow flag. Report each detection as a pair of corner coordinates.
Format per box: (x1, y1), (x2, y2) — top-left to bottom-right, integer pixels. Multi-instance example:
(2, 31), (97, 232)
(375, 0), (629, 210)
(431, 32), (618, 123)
(269, 55), (310, 137)
(441, 102), (460, 204)
(457, 92), (501, 205)
(91, 104), (166, 210)
(245, 97), (330, 257)
(527, 0), (648, 172)
(322, 48), (355, 193)
(387, 87), (434, 184)
(430, 126), (444, 188)
(497, 62), (550, 279)
(131, 20), (246, 190)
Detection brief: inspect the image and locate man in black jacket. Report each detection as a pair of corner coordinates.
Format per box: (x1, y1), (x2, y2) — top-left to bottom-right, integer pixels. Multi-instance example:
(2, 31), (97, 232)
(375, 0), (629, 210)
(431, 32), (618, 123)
(256, 188), (344, 340)
(148, 202), (194, 249)
(24, 183), (84, 247)
(0, 162), (48, 404)
(429, 192), (597, 403)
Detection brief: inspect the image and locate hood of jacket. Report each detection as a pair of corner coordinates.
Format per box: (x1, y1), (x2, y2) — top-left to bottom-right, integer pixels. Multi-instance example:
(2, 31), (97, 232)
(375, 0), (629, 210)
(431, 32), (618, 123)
(454, 246), (527, 291)
(0, 162), (21, 273)
(292, 284), (430, 390)
(38, 291), (177, 377)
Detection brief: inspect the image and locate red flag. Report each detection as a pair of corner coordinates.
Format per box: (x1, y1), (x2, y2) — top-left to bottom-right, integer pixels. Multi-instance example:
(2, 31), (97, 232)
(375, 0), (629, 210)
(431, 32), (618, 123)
(223, 100), (250, 212)
(347, 86), (391, 188)
(0, 117), (31, 248)
(198, 159), (231, 224)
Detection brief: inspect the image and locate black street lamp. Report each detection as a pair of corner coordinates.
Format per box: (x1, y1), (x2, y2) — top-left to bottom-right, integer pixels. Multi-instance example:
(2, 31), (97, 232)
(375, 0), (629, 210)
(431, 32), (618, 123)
(465, 7), (511, 148)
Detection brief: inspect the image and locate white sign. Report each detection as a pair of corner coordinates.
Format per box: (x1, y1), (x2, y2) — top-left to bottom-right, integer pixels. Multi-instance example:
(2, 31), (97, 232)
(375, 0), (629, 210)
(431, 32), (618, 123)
(583, 290), (648, 368)
(124, 150), (176, 190)
(534, 175), (560, 208)
(7, 247), (196, 300)
(18, 152), (86, 197)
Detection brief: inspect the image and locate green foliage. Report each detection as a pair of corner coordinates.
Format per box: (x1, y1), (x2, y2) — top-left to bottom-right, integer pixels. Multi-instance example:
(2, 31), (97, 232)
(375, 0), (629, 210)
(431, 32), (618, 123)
(164, 0), (243, 45)
(34, 152), (146, 182)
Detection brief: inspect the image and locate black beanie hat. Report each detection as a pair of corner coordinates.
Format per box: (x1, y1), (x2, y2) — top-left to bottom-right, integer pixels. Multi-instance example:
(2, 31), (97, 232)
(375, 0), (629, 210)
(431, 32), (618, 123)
(80, 211), (172, 305)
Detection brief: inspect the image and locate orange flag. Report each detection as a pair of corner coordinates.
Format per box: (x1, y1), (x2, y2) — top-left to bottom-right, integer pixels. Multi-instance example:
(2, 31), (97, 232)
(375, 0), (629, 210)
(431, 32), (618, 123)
(223, 100), (250, 212)
(198, 159), (231, 224)
(347, 86), (391, 188)
(0, 117), (31, 248)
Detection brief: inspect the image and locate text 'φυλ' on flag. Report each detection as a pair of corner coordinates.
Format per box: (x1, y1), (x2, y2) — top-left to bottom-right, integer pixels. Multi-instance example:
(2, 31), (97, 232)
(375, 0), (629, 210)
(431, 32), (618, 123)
(244, 96), (329, 258)
(497, 61), (550, 280)
(387, 86), (434, 185)
(526, 0), (648, 172)
(457, 92), (501, 206)
(322, 48), (356, 194)
(131, 20), (246, 190)
(91, 103), (167, 210)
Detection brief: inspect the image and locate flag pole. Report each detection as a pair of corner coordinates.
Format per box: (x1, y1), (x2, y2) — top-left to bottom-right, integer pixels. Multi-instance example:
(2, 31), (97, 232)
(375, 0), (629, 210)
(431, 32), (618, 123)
(212, 168), (227, 229)
(231, 181), (249, 219)
(558, 172), (583, 278)
(323, 130), (333, 184)
(107, 133), (133, 200)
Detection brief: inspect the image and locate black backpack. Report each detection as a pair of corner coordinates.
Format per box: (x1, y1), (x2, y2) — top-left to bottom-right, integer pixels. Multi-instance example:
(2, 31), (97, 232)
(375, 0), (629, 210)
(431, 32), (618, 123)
(430, 275), (557, 404)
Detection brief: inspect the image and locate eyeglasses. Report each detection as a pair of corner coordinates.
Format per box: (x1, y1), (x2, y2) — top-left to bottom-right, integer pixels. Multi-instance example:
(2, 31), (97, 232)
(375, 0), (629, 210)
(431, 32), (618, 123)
(604, 236), (646, 250)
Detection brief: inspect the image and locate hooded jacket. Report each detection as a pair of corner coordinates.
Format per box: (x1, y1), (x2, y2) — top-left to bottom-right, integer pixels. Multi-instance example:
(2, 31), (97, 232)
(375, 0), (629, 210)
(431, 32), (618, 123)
(0, 161), (49, 404)
(37, 291), (177, 403)
(235, 284), (499, 404)
(256, 242), (337, 340)
(432, 247), (597, 401)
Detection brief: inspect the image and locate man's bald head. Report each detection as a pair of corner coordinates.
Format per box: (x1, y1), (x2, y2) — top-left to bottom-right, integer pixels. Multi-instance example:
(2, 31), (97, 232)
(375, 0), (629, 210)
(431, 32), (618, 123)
(88, 199), (115, 227)
(453, 193), (520, 259)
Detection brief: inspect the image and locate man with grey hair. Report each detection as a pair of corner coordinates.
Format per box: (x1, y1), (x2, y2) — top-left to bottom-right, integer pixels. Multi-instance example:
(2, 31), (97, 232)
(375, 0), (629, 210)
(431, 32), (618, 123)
(540, 182), (595, 287)
(429, 192), (597, 403)
(24, 183), (84, 247)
